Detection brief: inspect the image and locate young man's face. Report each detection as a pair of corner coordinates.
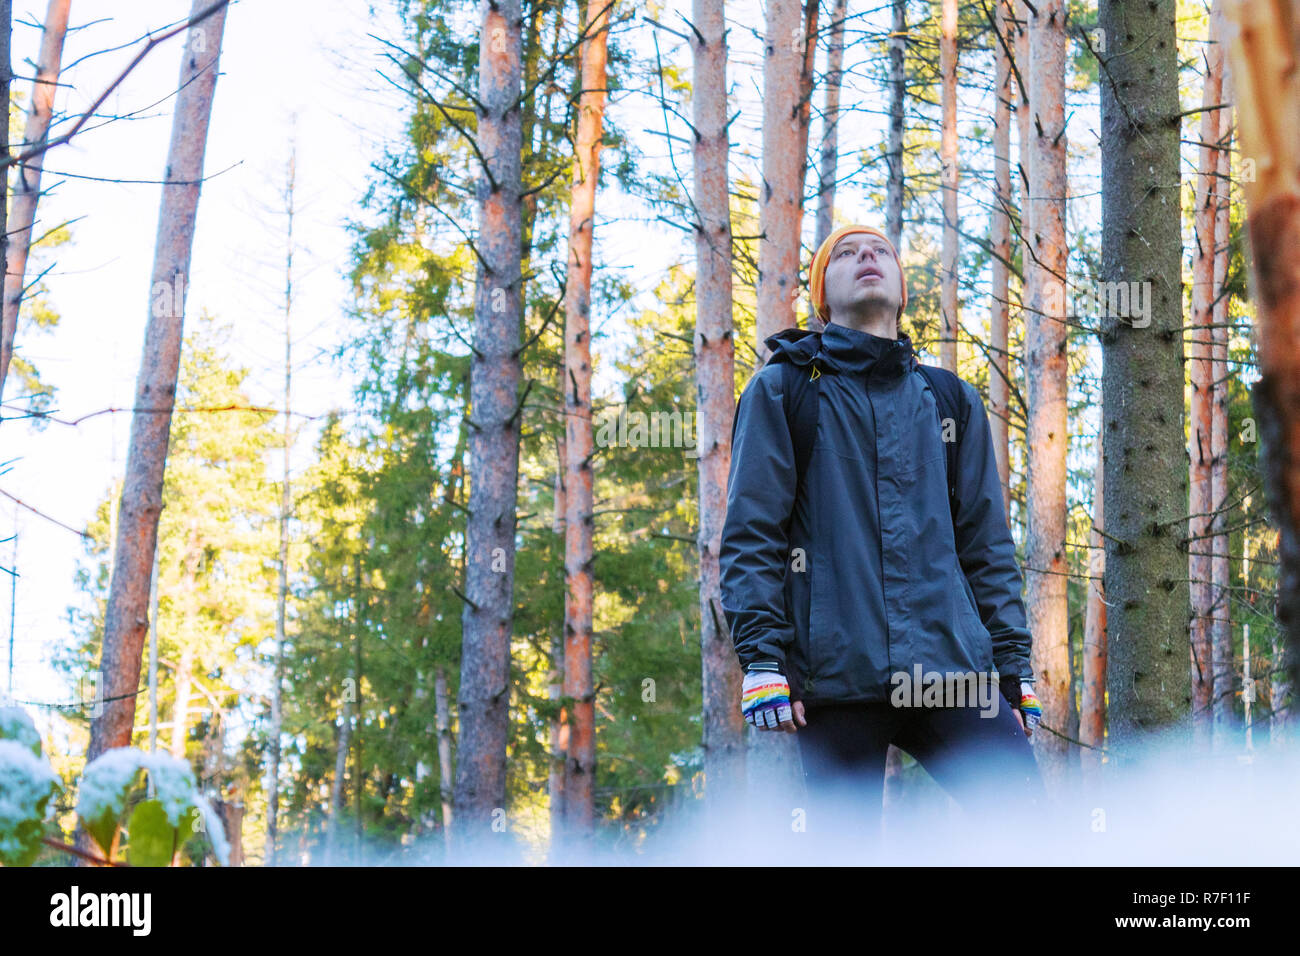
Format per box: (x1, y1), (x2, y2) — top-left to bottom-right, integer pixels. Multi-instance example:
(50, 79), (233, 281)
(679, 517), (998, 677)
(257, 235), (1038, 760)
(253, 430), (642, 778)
(822, 232), (902, 328)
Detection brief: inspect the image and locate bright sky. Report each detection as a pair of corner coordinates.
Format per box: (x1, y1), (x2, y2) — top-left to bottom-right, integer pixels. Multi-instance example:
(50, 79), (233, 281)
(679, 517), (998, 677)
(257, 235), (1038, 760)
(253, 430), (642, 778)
(1, 0), (415, 720)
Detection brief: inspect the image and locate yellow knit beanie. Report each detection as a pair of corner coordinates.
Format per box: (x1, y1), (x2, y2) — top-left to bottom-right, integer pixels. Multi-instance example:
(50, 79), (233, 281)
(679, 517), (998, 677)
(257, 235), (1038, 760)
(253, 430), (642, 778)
(808, 225), (908, 325)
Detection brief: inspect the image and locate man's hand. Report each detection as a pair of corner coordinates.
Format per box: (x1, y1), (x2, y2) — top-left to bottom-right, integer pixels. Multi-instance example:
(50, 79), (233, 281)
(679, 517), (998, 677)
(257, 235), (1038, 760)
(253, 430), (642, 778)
(1017, 685), (1041, 738)
(741, 670), (809, 732)
(790, 700), (807, 733)
(1001, 677), (1039, 738)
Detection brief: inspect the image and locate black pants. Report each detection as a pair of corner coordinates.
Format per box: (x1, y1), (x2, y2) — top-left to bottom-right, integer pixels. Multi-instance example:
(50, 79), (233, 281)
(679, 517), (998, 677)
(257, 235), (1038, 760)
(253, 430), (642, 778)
(796, 693), (1046, 851)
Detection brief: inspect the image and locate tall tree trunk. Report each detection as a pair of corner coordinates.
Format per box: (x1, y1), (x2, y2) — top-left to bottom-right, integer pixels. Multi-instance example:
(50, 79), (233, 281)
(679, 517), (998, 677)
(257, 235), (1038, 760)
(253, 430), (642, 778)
(1014, 0), (1032, 324)
(547, 648), (564, 836)
(1189, 4), (1223, 743)
(85, 0), (228, 763)
(881, 0), (909, 794)
(1080, 439), (1107, 774)
(989, 0), (1013, 512)
(146, 550), (159, 752)
(886, 0), (907, 251)
(327, 674), (353, 864)
(352, 554), (364, 855)
(222, 797), (244, 867)
(434, 664), (453, 830)
(452, 0), (524, 842)
(691, 0), (743, 824)
(1013, 1), (1033, 529)
(812, 0), (849, 282)
(1223, 0), (1300, 713)
(268, 141), (296, 867)
(1099, 0), (1189, 749)
(0, 0), (11, 409)
(0, 0), (70, 403)
(939, 0), (959, 370)
(559, 0), (610, 844)
(1025, 0), (1070, 779)
(755, 0), (811, 355)
(1210, 42), (1234, 748)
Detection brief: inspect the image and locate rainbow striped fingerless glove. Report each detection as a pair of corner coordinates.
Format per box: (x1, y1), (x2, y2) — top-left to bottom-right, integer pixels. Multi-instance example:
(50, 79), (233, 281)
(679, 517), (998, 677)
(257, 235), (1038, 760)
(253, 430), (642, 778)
(1018, 683), (1042, 732)
(741, 667), (793, 730)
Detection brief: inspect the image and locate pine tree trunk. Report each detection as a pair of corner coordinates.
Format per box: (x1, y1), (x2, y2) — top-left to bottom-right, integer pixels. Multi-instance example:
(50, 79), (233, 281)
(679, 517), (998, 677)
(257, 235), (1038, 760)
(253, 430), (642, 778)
(547, 651), (565, 837)
(1014, 1), (1034, 540)
(691, 0), (744, 822)
(812, 0), (849, 319)
(452, 0), (524, 842)
(1025, 0), (1071, 778)
(1014, 0), (1032, 316)
(1223, 0), (1300, 716)
(939, 0), (959, 370)
(560, 0), (610, 843)
(85, 0), (228, 763)
(328, 681), (352, 864)
(882, 0), (910, 796)
(268, 142), (296, 867)
(1099, 0), (1190, 748)
(147, 550), (159, 752)
(1189, 4), (1223, 743)
(0, 0), (11, 407)
(222, 798), (244, 867)
(756, 0), (809, 353)
(1080, 439), (1107, 773)
(434, 664), (453, 831)
(1210, 44), (1234, 747)
(989, 0), (1014, 512)
(886, 0), (907, 250)
(0, 0), (69, 402)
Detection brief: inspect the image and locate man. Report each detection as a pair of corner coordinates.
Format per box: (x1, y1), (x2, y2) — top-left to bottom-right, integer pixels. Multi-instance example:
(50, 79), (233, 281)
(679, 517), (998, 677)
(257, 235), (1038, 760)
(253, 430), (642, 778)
(719, 224), (1044, 847)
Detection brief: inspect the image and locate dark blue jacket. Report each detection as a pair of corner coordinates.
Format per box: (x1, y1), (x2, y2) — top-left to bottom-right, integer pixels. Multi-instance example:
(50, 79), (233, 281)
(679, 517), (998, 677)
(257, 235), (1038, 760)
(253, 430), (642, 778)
(718, 321), (1034, 704)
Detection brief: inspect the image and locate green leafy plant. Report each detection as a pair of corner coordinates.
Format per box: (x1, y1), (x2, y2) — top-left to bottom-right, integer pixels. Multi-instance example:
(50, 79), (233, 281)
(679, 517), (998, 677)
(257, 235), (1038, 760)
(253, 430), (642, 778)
(0, 705), (228, 866)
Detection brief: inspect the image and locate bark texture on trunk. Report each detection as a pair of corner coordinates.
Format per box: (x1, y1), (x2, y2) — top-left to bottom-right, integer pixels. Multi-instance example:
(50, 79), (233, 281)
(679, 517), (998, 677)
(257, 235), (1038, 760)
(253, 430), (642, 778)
(886, 0), (907, 251)
(1099, 0), (1190, 749)
(1080, 439), (1107, 773)
(1223, 0), (1300, 711)
(560, 0), (610, 842)
(86, 0), (228, 763)
(813, 0), (849, 270)
(989, 0), (1014, 511)
(1025, 0), (1071, 779)
(452, 0), (524, 842)
(0, 0), (70, 402)
(691, 0), (743, 820)
(1189, 5), (1223, 741)
(755, 0), (812, 354)
(1210, 40), (1234, 747)
(939, 0), (959, 370)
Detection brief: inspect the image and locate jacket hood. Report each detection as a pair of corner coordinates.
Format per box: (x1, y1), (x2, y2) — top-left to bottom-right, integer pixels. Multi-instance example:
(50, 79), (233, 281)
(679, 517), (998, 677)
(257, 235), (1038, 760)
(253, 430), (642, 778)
(763, 323), (917, 377)
(762, 327), (823, 367)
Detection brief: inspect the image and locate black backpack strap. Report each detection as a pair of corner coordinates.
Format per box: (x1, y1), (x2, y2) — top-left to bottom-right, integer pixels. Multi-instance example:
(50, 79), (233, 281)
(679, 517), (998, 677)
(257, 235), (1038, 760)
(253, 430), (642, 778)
(779, 358), (820, 492)
(915, 364), (970, 521)
(728, 353), (821, 492)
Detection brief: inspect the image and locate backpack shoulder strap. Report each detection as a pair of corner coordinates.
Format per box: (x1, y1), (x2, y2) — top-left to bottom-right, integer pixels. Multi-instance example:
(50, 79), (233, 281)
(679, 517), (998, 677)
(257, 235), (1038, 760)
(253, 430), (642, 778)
(915, 363), (970, 520)
(779, 357), (820, 490)
(728, 350), (822, 492)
